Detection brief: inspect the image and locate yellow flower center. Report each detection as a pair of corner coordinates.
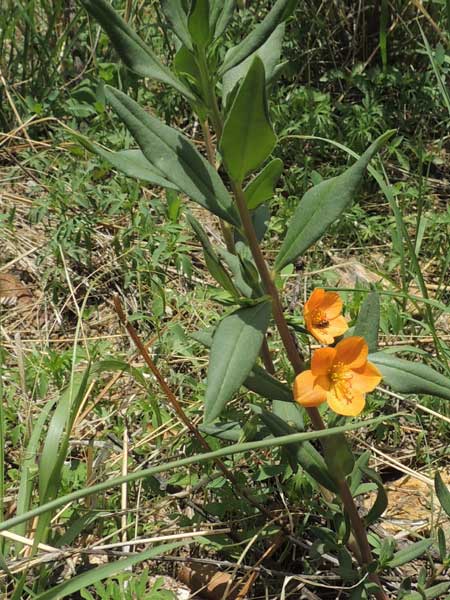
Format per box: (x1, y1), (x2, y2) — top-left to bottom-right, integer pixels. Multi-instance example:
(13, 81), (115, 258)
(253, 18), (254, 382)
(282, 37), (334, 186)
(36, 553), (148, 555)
(329, 361), (354, 403)
(311, 308), (329, 329)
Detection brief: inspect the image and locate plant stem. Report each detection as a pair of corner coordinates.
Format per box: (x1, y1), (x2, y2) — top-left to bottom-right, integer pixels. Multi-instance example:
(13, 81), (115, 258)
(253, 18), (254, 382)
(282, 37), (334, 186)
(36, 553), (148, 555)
(230, 182), (387, 599)
(203, 61), (387, 600)
(230, 183), (306, 375)
(200, 118), (275, 373)
(113, 296), (293, 538)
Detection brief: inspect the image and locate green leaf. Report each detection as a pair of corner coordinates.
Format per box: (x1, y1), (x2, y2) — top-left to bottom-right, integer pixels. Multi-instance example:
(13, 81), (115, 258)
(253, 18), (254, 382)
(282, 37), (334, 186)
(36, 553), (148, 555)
(199, 421), (243, 442)
(204, 301), (272, 423)
(92, 359), (147, 388)
(35, 368), (91, 548)
(387, 539), (432, 568)
(79, 0), (196, 102)
(275, 130), (395, 271)
(272, 399), (304, 429)
(370, 352), (450, 401)
(217, 247), (258, 298)
(435, 471), (450, 518)
(188, 0), (211, 48)
(186, 213), (237, 295)
(191, 326), (293, 403)
(360, 466), (388, 526)
(252, 204), (270, 242)
(77, 135), (178, 188)
(14, 396), (58, 547)
(254, 406), (337, 492)
(322, 433), (355, 479)
(161, 0), (192, 49)
(105, 86), (240, 226)
(39, 370), (90, 501)
(34, 543), (184, 600)
(437, 527), (446, 562)
(219, 0), (297, 75)
(354, 291), (380, 352)
(245, 367), (292, 402)
(220, 57), (276, 183)
(222, 24), (285, 105)
(210, 0), (235, 38)
(244, 158), (283, 209)
(174, 45), (201, 90)
(424, 583), (450, 599)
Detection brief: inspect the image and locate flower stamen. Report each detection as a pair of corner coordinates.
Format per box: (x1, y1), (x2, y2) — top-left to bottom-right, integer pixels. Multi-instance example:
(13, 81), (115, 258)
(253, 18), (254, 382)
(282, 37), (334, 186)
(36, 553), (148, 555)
(311, 308), (329, 329)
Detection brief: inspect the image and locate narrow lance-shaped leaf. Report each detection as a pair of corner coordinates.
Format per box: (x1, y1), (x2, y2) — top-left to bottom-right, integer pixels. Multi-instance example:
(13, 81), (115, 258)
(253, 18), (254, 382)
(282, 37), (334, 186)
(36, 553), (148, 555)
(245, 158), (283, 209)
(219, 0), (297, 75)
(161, 0), (193, 49)
(387, 539), (433, 568)
(14, 396), (57, 546)
(200, 421), (244, 442)
(76, 135), (178, 188)
(188, 0), (211, 48)
(354, 290), (380, 352)
(253, 405), (338, 492)
(174, 45), (201, 88)
(191, 326), (293, 403)
(105, 86), (240, 226)
(211, 0), (235, 39)
(275, 130), (396, 271)
(220, 57), (276, 184)
(435, 471), (450, 518)
(223, 23), (286, 105)
(361, 466), (388, 526)
(34, 543), (185, 600)
(322, 433), (355, 479)
(204, 301), (272, 423)
(186, 214), (237, 295)
(370, 352), (450, 401)
(251, 204), (271, 242)
(79, 0), (196, 102)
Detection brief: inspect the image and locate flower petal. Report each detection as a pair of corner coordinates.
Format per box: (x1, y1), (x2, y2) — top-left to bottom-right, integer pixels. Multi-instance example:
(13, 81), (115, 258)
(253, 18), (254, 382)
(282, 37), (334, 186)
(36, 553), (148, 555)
(327, 389), (366, 417)
(309, 326), (336, 345)
(351, 361), (382, 393)
(326, 315), (349, 338)
(335, 336), (368, 368)
(311, 347), (336, 375)
(304, 288), (325, 314)
(321, 292), (343, 320)
(315, 374), (331, 391)
(293, 370), (327, 407)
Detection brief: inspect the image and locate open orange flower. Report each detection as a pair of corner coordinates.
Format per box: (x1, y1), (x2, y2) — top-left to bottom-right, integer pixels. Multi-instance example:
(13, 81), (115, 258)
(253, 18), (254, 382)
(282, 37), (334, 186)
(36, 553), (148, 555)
(304, 288), (348, 345)
(293, 336), (382, 416)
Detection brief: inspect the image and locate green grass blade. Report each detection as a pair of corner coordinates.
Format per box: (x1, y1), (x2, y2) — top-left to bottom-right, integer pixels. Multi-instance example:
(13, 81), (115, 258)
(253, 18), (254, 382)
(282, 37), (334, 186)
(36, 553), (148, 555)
(0, 413), (400, 534)
(34, 542), (185, 600)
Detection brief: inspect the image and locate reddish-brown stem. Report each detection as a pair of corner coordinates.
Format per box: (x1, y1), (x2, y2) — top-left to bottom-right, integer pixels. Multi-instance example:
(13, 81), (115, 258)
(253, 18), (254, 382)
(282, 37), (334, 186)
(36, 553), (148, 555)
(113, 295), (296, 536)
(200, 119), (275, 375)
(229, 183), (387, 599)
(201, 63), (387, 600)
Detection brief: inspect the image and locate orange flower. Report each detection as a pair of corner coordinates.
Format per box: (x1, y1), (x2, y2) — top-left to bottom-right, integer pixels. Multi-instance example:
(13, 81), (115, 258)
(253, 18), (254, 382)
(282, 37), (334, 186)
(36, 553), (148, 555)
(293, 337), (382, 416)
(304, 288), (348, 345)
